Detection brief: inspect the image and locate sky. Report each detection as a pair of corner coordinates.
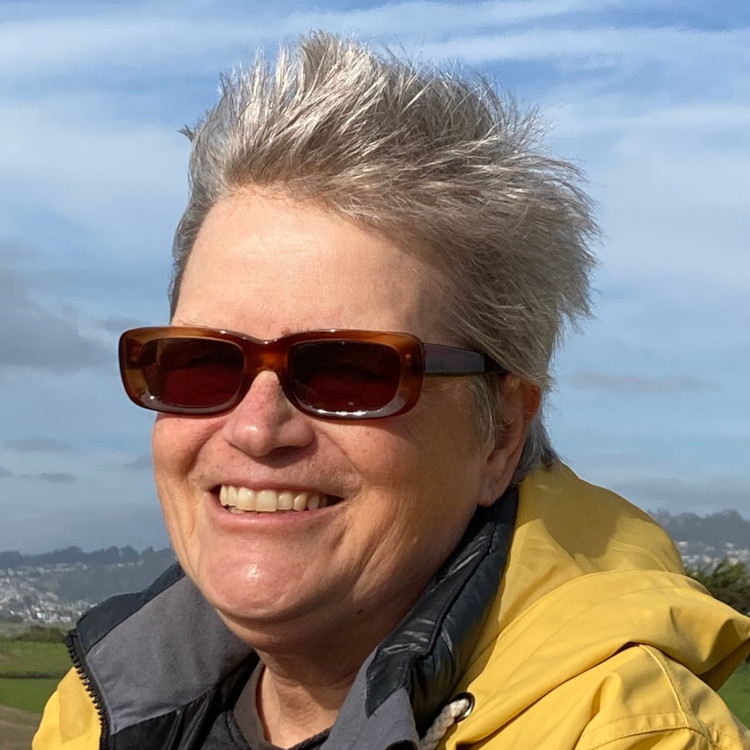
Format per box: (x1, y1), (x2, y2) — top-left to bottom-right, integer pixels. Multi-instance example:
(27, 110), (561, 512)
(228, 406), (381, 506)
(0, 0), (748, 553)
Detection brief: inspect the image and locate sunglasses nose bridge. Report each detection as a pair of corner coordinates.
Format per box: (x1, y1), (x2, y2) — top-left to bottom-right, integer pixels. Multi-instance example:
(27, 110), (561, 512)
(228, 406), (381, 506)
(237, 338), (291, 392)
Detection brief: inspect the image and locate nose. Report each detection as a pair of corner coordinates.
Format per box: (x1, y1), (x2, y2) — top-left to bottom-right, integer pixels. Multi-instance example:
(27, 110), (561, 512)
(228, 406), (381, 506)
(220, 370), (316, 458)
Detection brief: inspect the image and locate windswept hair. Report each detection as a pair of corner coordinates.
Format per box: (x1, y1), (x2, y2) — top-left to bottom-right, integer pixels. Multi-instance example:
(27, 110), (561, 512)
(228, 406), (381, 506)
(171, 32), (598, 481)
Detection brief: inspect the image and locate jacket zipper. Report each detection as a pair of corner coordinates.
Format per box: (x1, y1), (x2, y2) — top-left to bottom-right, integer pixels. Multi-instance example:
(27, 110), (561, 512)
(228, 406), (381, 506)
(66, 628), (110, 750)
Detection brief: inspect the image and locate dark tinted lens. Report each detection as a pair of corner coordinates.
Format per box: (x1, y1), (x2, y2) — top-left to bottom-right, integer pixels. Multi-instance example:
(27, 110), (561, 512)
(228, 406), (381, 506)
(142, 338), (244, 409)
(289, 341), (401, 413)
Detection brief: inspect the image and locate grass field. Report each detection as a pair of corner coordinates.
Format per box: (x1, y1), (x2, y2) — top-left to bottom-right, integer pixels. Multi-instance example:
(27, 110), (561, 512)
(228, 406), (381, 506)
(0, 641), (71, 678)
(0, 641), (70, 714)
(720, 664), (750, 726)
(0, 677), (60, 713)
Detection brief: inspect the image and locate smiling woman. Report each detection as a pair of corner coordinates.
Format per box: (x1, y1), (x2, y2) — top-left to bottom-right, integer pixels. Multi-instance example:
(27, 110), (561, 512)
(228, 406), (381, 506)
(154, 192), (520, 668)
(33, 32), (750, 750)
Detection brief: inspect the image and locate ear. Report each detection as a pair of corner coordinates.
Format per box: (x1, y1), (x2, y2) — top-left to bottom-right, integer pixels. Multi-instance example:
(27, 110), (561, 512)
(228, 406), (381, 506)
(478, 378), (540, 507)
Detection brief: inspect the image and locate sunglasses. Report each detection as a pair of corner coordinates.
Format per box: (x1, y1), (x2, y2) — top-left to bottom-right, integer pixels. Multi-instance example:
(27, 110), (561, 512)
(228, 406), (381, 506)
(119, 326), (506, 420)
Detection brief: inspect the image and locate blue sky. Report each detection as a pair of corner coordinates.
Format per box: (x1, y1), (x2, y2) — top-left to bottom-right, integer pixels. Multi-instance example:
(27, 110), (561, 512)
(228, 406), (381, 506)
(0, 0), (748, 553)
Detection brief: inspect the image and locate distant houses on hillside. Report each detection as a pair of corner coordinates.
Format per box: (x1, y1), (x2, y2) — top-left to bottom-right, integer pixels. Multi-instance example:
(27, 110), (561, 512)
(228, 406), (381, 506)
(0, 547), (175, 624)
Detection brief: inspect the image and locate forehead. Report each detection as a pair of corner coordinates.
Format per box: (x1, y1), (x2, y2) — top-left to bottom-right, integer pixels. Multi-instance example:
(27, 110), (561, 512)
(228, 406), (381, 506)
(174, 191), (448, 340)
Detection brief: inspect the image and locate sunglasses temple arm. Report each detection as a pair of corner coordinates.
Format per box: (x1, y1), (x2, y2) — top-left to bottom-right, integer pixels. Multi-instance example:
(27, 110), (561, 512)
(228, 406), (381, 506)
(423, 345), (507, 376)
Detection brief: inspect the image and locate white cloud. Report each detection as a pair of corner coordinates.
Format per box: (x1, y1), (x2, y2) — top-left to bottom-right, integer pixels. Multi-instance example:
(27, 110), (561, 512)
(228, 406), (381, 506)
(124, 453), (153, 471)
(0, 261), (109, 371)
(422, 26), (750, 66)
(2, 2), (739, 82)
(3, 437), (74, 452)
(0, 94), (188, 246)
(36, 472), (77, 483)
(536, 76), (750, 312)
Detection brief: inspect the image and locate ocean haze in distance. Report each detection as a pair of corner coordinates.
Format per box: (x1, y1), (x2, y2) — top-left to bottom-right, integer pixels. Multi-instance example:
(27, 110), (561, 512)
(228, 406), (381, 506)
(0, 0), (747, 553)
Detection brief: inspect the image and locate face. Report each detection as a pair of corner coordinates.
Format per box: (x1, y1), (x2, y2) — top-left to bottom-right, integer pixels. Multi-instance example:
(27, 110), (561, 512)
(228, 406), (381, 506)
(153, 191), (521, 650)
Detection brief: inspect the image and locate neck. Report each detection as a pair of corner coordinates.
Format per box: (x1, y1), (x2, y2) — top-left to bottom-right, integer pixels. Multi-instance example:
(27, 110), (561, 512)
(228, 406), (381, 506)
(254, 654), (360, 747)
(223, 598), (417, 747)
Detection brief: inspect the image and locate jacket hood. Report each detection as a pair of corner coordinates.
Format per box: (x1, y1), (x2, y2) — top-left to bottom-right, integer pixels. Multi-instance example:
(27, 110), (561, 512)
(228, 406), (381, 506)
(452, 465), (750, 745)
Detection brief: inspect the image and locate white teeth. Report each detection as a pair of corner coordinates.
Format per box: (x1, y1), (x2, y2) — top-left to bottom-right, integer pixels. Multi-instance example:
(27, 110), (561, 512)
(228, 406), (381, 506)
(256, 490), (277, 512)
(220, 487), (329, 513)
(236, 487), (256, 511)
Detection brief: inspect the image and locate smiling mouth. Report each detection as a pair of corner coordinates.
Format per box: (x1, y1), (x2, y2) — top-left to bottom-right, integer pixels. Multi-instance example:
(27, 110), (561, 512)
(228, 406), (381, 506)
(218, 486), (341, 514)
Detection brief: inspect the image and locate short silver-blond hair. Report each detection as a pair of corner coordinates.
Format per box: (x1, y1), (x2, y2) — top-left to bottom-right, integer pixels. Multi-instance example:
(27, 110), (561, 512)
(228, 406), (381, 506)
(171, 32), (598, 482)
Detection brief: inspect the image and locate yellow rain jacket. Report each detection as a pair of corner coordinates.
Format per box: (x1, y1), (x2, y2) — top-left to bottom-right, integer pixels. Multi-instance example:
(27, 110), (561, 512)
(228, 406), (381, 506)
(34, 466), (750, 749)
(447, 467), (750, 748)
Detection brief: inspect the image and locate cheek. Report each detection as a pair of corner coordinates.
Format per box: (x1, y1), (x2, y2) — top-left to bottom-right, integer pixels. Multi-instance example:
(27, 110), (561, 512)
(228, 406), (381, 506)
(354, 401), (486, 527)
(152, 415), (214, 475)
(151, 416), (217, 528)
(151, 417), (222, 581)
(352, 432), (485, 600)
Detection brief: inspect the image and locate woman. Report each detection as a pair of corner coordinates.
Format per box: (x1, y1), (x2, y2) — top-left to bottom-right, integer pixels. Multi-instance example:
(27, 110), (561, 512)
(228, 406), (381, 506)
(35, 33), (750, 750)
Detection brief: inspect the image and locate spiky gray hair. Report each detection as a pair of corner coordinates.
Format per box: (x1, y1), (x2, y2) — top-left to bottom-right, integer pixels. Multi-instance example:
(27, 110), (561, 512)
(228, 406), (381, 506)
(171, 32), (598, 482)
